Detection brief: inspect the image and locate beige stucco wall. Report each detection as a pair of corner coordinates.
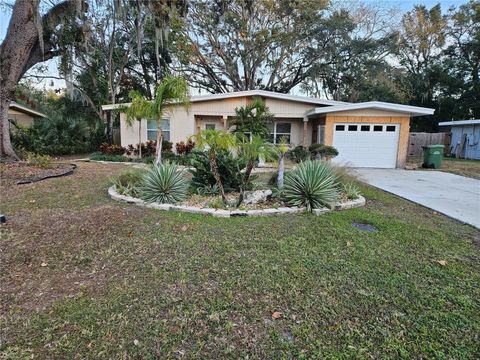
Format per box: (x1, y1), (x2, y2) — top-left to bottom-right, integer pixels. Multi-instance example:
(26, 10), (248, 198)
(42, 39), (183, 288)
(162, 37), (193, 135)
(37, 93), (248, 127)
(8, 109), (36, 127)
(264, 98), (319, 118)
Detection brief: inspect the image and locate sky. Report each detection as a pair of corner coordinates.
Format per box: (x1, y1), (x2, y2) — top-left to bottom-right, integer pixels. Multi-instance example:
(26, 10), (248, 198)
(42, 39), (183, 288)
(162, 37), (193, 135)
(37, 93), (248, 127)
(0, 0), (471, 92)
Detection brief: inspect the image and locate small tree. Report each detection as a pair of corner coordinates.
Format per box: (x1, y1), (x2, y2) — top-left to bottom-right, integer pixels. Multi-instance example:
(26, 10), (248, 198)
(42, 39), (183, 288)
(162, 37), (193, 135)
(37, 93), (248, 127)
(193, 129), (237, 204)
(123, 91), (151, 158)
(237, 135), (278, 206)
(150, 76), (190, 166)
(277, 137), (289, 189)
(233, 97), (274, 140)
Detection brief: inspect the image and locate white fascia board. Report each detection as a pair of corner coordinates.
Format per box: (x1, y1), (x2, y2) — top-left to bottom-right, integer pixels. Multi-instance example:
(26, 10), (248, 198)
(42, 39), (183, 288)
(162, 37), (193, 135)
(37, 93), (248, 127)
(438, 120), (480, 126)
(305, 101), (435, 117)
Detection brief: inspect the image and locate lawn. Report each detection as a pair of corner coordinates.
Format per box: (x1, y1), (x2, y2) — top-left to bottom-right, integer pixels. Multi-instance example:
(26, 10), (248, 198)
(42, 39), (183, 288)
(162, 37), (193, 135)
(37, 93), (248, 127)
(408, 156), (480, 179)
(1, 162), (479, 359)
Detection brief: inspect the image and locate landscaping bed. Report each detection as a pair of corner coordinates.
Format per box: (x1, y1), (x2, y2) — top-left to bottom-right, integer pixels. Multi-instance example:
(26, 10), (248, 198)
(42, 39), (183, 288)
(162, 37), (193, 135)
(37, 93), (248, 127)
(0, 161), (76, 185)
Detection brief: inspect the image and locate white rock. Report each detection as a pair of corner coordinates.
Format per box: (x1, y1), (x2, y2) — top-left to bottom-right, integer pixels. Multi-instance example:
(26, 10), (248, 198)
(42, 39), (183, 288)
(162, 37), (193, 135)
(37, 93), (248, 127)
(313, 207), (330, 216)
(243, 190), (272, 205)
(212, 209), (231, 218)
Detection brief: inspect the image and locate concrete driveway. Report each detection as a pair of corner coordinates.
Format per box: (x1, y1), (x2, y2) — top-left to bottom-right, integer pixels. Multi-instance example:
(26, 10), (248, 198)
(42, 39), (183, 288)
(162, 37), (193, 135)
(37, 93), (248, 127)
(354, 169), (480, 228)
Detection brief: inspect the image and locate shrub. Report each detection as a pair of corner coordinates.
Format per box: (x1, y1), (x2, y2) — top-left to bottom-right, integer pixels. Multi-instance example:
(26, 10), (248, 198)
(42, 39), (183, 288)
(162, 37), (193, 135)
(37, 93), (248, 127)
(99, 143), (126, 155)
(26, 152), (53, 169)
(287, 145), (310, 163)
(189, 149), (245, 192)
(309, 144), (339, 159)
(342, 182), (360, 200)
(141, 162), (190, 204)
(111, 169), (145, 198)
(283, 160), (339, 211)
(196, 183), (220, 196)
(176, 140), (195, 155)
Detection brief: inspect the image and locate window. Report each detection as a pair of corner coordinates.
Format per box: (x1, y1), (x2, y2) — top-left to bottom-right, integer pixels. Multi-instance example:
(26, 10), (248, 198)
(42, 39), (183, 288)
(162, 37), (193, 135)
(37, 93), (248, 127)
(335, 125), (345, 131)
(361, 125), (370, 132)
(147, 119), (170, 141)
(373, 125), (383, 132)
(268, 122), (291, 144)
(147, 120), (157, 141)
(348, 125), (358, 131)
(205, 123), (216, 130)
(386, 125), (396, 132)
(317, 125), (325, 144)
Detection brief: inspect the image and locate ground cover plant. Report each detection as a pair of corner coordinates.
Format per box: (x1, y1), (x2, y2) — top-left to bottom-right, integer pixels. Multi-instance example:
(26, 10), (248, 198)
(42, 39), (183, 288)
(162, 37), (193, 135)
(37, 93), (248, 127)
(0, 161), (479, 358)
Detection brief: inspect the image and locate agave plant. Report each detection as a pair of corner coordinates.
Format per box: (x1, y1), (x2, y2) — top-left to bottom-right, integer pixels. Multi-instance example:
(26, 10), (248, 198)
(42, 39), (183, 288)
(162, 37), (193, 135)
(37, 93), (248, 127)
(141, 162), (190, 204)
(342, 182), (360, 200)
(283, 160), (339, 211)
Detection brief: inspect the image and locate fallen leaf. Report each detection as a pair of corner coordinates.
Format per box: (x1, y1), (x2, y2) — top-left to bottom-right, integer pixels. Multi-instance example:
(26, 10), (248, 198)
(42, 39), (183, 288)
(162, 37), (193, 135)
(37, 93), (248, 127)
(435, 260), (448, 266)
(127, 232), (133, 238)
(346, 241), (352, 247)
(272, 311), (283, 320)
(133, 339), (139, 346)
(180, 225), (188, 232)
(40, 262), (48, 267)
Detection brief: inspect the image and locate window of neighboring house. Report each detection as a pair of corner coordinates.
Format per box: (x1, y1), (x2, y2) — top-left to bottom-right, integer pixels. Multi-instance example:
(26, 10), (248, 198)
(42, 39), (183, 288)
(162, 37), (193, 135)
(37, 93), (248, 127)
(269, 122), (291, 144)
(205, 123), (216, 130)
(147, 119), (170, 141)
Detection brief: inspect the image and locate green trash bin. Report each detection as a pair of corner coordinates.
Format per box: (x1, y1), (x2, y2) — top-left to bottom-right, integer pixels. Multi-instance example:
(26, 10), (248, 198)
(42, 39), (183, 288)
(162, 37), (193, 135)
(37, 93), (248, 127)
(422, 145), (445, 169)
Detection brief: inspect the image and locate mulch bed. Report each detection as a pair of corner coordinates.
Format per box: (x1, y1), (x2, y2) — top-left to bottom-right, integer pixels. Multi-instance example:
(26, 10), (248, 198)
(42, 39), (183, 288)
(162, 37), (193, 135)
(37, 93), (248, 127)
(0, 162), (76, 185)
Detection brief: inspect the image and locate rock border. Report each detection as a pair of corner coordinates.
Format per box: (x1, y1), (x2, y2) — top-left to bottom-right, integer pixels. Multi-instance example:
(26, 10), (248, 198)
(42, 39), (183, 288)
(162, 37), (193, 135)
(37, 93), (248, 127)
(108, 186), (365, 217)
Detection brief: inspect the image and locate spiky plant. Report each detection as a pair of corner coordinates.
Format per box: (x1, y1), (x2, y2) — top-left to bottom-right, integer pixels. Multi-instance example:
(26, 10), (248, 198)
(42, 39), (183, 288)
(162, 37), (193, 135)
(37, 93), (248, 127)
(283, 160), (339, 211)
(342, 182), (360, 200)
(141, 162), (190, 204)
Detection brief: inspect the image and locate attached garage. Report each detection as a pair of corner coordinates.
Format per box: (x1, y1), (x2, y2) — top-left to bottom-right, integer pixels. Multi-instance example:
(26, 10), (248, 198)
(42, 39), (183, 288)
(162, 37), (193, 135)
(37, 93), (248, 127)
(306, 102), (435, 169)
(332, 123), (400, 168)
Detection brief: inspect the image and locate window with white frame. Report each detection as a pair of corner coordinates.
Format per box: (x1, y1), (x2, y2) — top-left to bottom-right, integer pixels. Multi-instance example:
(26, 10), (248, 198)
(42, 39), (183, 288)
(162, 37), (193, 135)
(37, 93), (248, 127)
(147, 119), (170, 141)
(268, 122), (291, 143)
(205, 123), (216, 130)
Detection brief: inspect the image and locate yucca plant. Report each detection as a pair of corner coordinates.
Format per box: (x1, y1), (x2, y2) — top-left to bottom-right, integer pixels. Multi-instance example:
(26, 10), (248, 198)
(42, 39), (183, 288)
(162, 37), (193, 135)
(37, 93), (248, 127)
(342, 182), (360, 200)
(283, 160), (339, 211)
(141, 162), (190, 204)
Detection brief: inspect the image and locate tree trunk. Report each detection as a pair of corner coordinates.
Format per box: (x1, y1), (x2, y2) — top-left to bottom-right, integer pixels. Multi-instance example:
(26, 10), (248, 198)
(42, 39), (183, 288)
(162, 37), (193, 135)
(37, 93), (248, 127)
(237, 161), (255, 206)
(0, 93), (18, 161)
(154, 128), (163, 166)
(209, 149), (226, 203)
(277, 153), (285, 189)
(138, 119), (142, 159)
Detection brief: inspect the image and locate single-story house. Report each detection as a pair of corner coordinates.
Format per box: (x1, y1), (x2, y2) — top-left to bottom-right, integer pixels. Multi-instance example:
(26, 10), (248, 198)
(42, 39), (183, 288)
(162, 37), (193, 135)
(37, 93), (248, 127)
(439, 119), (480, 160)
(102, 90), (434, 168)
(8, 101), (47, 127)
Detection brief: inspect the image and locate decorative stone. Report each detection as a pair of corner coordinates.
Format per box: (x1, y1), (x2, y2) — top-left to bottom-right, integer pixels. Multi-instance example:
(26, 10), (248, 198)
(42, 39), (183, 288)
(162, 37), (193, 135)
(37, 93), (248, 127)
(230, 210), (248, 217)
(243, 189), (272, 205)
(145, 203), (171, 211)
(262, 208), (279, 216)
(246, 209), (267, 217)
(212, 210), (230, 218)
(313, 207), (330, 216)
(336, 196), (366, 210)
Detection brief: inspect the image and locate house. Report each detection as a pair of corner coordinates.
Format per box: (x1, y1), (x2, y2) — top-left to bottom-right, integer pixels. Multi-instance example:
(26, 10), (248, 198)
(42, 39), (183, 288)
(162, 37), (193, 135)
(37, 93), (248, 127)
(439, 120), (480, 160)
(102, 90), (434, 168)
(8, 101), (47, 127)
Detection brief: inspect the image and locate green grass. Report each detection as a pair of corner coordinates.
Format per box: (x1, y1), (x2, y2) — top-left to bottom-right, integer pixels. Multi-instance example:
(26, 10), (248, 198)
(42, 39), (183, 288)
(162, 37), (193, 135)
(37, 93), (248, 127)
(1, 162), (479, 359)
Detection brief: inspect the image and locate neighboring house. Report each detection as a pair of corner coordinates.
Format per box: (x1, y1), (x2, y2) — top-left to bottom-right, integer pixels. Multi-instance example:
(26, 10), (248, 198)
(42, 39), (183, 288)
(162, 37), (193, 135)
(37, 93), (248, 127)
(439, 120), (480, 160)
(8, 101), (47, 127)
(102, 90), (434, 168)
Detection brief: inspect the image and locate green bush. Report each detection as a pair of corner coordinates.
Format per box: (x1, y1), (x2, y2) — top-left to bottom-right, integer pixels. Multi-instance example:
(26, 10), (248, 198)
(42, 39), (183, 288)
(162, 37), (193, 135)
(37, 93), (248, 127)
(111, 169), (146, 198)
(342, 182), (360, 200)
(141, 162), (190, 204)
(188, 149), (245, 192)
(90, 152), (132, 162)
(308, 144), (339, 159)
(283, 160), (339, 211)
(287, 145), (310, 163)
(26, 152), (53, 169)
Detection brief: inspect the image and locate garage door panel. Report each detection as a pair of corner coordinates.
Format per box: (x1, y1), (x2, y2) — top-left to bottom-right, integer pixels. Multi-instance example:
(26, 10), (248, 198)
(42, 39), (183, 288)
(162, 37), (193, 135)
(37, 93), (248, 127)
(332, 123), (399, 168)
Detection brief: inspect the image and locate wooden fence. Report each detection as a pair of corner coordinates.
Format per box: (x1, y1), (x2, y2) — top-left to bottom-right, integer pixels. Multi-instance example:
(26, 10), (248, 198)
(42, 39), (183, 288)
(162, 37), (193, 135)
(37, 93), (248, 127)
(408, 132), (451, 157)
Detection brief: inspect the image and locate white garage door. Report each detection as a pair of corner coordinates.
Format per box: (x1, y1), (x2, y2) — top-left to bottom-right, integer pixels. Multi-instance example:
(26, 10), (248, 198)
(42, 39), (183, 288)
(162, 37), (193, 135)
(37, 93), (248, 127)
(332, 123), (400, 168)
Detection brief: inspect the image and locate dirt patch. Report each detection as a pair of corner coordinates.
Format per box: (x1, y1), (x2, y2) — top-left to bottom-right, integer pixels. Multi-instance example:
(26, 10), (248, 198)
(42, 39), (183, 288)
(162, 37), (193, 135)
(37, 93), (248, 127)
(0, 162), (75, 185)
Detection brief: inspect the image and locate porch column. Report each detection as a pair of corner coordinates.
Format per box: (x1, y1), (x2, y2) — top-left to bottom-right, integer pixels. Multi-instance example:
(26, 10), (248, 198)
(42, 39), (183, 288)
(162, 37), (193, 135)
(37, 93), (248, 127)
(302, 117), (308, 148)
(195, 116), (201, 134)
(223, 115), (228, 131)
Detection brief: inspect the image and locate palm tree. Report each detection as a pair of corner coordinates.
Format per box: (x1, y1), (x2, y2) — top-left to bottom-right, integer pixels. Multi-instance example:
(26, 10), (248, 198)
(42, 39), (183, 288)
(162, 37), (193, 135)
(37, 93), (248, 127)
(150, 76), (190, 166)
(123, 90), (151, 158)
(237, 135), (278, 206)
(233, 97), (274, 140)
(193, 129), (237, 203)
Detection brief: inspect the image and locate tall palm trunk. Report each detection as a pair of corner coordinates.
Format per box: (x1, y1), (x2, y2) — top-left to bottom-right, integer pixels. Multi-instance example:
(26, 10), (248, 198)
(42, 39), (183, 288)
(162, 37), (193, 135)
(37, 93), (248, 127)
(209, 149), (227, 203)
(277, 152), (285, 189)
(237, 161), (255, 206)
(137, 118), (142, 159)
(155, 127), (163, 166)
